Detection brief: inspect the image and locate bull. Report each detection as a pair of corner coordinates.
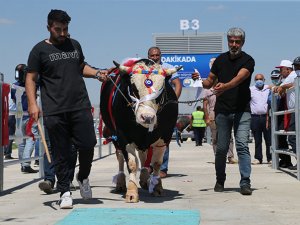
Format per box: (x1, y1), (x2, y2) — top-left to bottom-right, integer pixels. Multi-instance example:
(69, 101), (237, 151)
(100, 58), (181, 202)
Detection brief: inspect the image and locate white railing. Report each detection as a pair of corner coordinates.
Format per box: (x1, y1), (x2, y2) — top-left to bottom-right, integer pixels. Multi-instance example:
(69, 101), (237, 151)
(270, 77), (300, 180)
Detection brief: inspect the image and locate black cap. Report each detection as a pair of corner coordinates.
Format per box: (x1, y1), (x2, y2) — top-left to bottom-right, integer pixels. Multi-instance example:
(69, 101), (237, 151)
(292, 56), (300, 65)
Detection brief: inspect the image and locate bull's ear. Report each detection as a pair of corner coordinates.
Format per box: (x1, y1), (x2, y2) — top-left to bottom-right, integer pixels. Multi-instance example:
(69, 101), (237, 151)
(113, 60), (131, 74)
(165, 66), (183, 76)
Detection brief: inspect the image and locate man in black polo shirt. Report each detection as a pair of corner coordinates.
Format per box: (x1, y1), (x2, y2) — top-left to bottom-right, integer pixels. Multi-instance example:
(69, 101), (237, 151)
(193, 27), (255, 195)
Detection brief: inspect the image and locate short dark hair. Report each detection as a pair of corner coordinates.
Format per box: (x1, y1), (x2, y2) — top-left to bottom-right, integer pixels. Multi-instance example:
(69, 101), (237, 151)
(148, 46), (161, 56)
(47, 9), (71, 26)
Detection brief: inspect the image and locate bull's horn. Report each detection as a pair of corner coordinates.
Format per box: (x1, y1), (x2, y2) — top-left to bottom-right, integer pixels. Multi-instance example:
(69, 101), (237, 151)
(165, 66), (183, 76)
(113, 60), (131, 73)
(113, 60), (120, 68)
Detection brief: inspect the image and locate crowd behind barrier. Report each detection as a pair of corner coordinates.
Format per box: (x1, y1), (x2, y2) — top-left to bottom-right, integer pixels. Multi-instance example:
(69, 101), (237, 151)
(270, 76), (300, 180)
(0, 80), (113, 192)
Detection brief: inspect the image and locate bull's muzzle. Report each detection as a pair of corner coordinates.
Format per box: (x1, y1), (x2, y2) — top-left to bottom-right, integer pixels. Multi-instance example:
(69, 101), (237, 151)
(141, 114), (155, 124)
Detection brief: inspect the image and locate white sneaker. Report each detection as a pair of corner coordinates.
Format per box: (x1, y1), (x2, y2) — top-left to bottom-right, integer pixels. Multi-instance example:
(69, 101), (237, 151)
(76, 173), (92, 200)
(59, 191), (73, 209)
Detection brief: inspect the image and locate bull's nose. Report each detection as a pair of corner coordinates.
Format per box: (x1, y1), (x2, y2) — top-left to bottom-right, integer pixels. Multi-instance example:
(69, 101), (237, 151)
(141, 115), (155, 124)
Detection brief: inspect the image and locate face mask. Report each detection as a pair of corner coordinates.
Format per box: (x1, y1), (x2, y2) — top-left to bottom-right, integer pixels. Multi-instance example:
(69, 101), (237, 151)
(271, 79), (281, 86)
(255, 80), (264, 88)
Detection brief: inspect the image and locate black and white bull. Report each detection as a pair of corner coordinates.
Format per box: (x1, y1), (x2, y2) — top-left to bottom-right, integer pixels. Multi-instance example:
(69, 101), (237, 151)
(100, 58), (180, 202)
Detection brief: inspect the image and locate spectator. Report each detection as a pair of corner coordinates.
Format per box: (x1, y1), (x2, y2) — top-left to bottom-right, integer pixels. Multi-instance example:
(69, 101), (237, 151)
(4, 88), (17, 160)
(15, 64), (38, 173)
(272, 60), (294, 169)
(147, 46), (182, 178)
(250, 73), (271, 164)
(190, 106), (206, 146)
(202, 60), (238, 164)
(273, 58), (300, 170)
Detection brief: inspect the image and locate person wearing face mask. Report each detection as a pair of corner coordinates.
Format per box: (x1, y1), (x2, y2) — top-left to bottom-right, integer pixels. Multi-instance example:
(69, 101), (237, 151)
(250, 74), (271, 165)
(270, 70), (282, 86)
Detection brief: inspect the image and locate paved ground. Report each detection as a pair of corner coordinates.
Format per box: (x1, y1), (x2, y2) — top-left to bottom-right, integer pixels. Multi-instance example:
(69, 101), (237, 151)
(0, 141), (299, 225)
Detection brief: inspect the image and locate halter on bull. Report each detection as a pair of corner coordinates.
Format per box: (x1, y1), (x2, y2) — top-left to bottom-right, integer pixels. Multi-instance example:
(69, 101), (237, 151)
(100, 58), (181, 202)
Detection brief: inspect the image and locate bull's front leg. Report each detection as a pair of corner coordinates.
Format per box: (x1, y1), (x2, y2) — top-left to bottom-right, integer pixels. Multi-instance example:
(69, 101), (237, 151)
(112, 149), (126, 193)
(125, 144), (139, 203)
(138, 149), (150, 190)
(150, 139), (166, 196)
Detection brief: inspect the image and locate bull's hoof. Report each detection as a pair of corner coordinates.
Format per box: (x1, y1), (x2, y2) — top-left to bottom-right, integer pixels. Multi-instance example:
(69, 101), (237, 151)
(115, 173), (127, 193)
(125, 181), (139, 203)
(139, 168), (150, 190)
(152, 178), (164, 197)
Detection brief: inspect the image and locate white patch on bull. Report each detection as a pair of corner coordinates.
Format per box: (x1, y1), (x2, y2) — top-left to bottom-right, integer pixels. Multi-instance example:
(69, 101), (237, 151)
(126, 143), (139, 186)
(149, 174), (160, 193)
(148, 124), (154, 132)
(130, 62), (165, 129)
(112, 171), (125, 184)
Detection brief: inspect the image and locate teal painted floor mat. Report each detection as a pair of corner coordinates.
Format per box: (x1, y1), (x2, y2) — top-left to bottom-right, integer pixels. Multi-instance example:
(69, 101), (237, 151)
(56, 208), (200, 225)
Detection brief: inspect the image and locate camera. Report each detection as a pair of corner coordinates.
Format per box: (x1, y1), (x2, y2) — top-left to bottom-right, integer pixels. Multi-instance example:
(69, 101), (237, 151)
(15, 64), (28, 84)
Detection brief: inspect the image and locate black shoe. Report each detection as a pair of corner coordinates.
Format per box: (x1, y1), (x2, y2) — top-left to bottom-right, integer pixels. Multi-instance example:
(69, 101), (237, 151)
(214, 183), (224, 192)
(240, 186), (252, 195)
(280, 163), (293, 168)
(288, 164), (297, 170)
(4, 155), (14, 160)
(279, 160), (293, 168)
(34, 160), (39, 167)
(39, 180), (54, 194)
(22, 166), (38, 173)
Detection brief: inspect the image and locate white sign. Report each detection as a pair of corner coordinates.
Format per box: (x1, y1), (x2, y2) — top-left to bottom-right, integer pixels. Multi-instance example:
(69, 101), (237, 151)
(180, 19), (199, 31)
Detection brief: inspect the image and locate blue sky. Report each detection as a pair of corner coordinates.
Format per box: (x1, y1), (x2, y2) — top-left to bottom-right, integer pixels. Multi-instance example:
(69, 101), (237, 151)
(1, 0), (299, 104)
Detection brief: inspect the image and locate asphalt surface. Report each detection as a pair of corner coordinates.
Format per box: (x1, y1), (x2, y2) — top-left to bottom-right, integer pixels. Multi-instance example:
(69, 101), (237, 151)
(0, 140), (299, 225)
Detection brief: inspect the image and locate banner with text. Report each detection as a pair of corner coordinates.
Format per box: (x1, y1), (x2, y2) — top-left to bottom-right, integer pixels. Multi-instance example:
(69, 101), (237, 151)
(161, 53), (220, 88)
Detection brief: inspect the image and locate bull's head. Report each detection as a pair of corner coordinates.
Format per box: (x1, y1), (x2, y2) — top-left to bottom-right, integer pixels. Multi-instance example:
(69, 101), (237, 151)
(113, 58), (181, 131)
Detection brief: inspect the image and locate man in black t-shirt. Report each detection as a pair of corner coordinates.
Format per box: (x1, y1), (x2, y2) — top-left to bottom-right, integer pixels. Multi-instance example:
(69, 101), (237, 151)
(193, 27), (255, 195)
(26, 9), (108, 209)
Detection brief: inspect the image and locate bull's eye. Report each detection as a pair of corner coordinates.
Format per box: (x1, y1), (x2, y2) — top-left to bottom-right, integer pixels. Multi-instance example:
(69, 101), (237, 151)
(144, 79), (153, 88)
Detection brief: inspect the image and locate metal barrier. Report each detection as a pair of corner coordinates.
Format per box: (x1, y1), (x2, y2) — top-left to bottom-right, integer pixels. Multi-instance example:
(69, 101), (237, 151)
(0, 80), (113, 192)
(270, 76), (300, 180)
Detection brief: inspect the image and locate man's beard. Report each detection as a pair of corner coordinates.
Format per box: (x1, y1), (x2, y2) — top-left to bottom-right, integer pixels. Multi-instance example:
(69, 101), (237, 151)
(52, 36), (66, 45)
(229, 47), (241, 56)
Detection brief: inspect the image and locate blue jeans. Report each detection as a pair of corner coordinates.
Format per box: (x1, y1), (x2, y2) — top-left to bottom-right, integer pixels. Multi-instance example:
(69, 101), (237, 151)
(160, 146), (169, 172)
(215, 112), (251, 187)
(18, 117), (38, 167)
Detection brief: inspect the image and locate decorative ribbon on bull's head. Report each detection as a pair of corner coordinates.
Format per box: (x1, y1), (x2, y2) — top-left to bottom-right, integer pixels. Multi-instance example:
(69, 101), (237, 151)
(113, 58), (182, 131)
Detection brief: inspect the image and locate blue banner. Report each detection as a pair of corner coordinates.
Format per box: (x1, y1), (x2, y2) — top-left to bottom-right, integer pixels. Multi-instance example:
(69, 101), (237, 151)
(161, 53), (220, 88)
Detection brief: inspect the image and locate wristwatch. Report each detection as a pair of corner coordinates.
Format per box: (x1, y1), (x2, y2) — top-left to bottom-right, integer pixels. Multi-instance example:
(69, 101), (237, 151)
(94, 70), (101, 80)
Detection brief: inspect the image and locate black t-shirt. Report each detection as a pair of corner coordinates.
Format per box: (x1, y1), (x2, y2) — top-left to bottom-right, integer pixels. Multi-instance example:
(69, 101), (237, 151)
(211, 51), (255, 113)
(27, 38), (91, 116)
